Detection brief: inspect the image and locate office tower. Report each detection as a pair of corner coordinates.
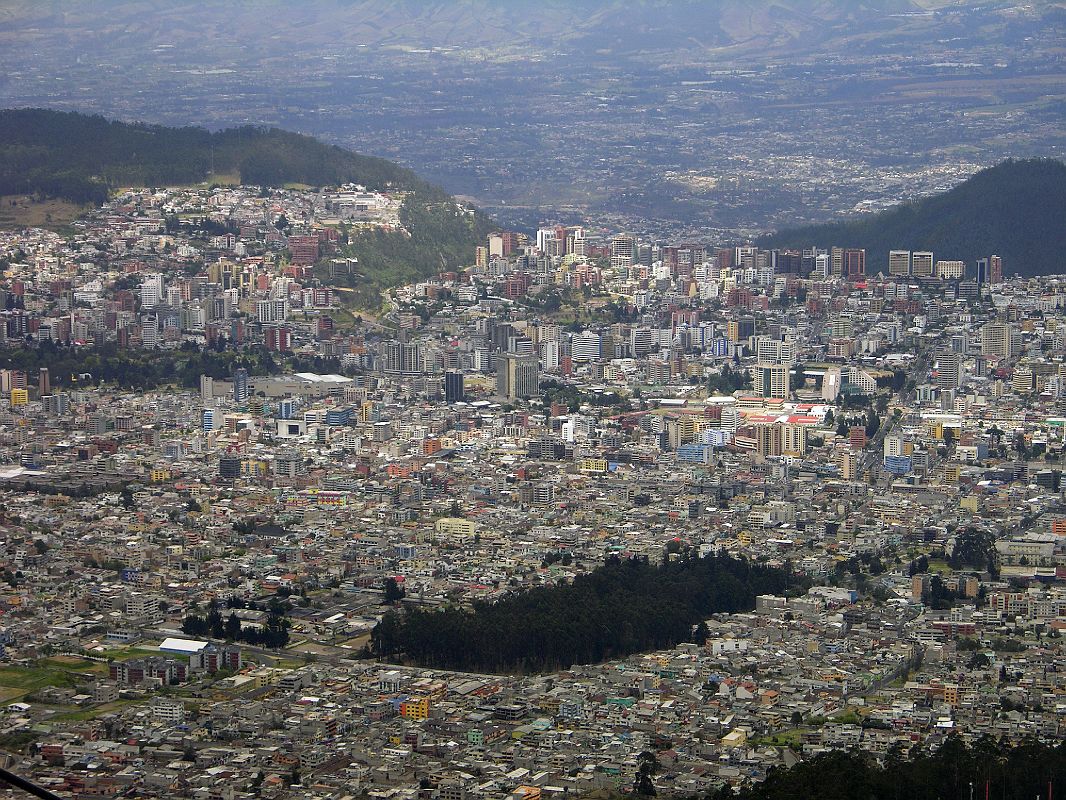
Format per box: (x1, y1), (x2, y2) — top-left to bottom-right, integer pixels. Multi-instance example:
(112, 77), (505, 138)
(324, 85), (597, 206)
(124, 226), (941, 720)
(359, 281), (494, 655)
(726, 316), (756, 343)
(630, 327), (655, 357)
(44, 393), (70, 415)
(911, 251), (933, 278)
(815, 252), (831, 278)
(257, 298), (289, 323)
(773, 250), (802, 274)
(843, 248), (865, 280)
(37, 367), (49, 397)
(989, 254), (1003, 284)
(571, 332), (603, 362)
(981, 322), (1020, 359)
(830, 246), (844, 278)
(496, 353), (539, 400)
(935, 351), (962, 390)
(445, 370), (465, 403)
(719, 406), (740, 432)
(756, 424), (783, 457)
(219, 454), (241, 481)
(610, 234), (636, 269)
(1011, 365), (1035, 394)
(139, 273), (164, 309)
(753, 363), (791, 399)
(200, 375), (214, 402)
(936, 260), (965, 280)
(888, 250), (911, 277)
(232, 368), (249, 404)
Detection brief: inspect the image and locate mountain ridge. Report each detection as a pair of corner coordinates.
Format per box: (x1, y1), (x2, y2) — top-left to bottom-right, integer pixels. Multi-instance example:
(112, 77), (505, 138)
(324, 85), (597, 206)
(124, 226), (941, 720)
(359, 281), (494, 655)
(758, 158), (1066, 277)
(0, 107), (449, 203)
(0, 108), (494, 304)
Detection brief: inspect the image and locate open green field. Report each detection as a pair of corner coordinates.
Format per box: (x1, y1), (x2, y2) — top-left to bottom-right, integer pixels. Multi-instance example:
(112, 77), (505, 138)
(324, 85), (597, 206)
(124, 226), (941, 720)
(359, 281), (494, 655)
(754, 728), (808, 747)
(0, 657), (108, 700)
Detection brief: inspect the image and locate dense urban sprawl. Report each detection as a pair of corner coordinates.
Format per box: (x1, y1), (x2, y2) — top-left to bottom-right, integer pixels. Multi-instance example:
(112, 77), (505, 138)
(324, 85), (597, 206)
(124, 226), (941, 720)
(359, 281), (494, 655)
(0, 185), (1063, 799)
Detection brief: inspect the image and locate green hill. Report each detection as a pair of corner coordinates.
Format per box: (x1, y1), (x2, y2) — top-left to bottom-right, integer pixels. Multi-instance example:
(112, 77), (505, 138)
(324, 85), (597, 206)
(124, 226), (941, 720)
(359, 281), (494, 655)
(0, 107), (443, 202)
(0, 108), (495, 302)
(759, 158), (1066, 277)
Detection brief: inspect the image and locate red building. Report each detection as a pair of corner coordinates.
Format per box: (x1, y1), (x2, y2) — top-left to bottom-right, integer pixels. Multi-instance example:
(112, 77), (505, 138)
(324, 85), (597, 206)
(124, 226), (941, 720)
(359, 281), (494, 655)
(288, 235), (321, 266)
(843, 248), (865, 280)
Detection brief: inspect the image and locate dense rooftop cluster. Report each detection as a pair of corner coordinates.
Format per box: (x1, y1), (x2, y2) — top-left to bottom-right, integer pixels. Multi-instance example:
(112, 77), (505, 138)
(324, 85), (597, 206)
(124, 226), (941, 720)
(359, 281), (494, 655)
(0, 186), (1063, 798)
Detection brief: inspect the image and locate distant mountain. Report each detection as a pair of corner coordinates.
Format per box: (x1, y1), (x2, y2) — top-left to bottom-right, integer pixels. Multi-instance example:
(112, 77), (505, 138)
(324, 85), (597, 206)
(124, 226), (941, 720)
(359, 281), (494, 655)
(3, 1), (1053, 60)
(759, 159), (1066, 277)
(0, 108), (446, 204)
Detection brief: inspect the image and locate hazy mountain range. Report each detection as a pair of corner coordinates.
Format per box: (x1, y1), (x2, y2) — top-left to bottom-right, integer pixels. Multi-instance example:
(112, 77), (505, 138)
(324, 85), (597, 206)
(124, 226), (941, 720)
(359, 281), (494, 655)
(3, 1), (1061, 58)
(1, 1), (1063, 239)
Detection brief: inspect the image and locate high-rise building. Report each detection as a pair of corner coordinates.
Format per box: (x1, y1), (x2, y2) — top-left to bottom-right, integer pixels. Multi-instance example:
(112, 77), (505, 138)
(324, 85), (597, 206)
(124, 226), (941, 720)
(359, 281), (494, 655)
(264, 326), (291, 352)
(911, 251), (934, 278)
(139, 273), (165, 309)
(781, 424), (807, 456)
(843, 248), (865, 280)
(935, 351), (962, 390)
(989, 254), (1003, 284)
(756, 424), (783, 457)
(571, 332), (603, 362)
(830, 247), (844, 278)
(610, 234), (636, 269)
(257, 299), (289, 324)
(444, 370), (465, 403)
(726, 316), (756, 343)
(936, 260), (966, 280)
(37, 367), (49, 397)
(837, 448), (859, 481)
(219, 454), (241, 481)
(496, 353), (539, 400)
(888, 250), (911, 277)
(232, 368), (249, 404)
(981, 322), (1020, 359)
(752, 363), (791, 399)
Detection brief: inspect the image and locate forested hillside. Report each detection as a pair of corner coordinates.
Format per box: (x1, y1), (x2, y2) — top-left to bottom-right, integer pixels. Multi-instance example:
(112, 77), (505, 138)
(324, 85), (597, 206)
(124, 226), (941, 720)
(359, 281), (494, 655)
(709, 736), (1065, 800)
(760, 158), (1066, 277)
(0, 108), (440, 202)
(0, 108), (494, 296)
(370, 552), (798, 673)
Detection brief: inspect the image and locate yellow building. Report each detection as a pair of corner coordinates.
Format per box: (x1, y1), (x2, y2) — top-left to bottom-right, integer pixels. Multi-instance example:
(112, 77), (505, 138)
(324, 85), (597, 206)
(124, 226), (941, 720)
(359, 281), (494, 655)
(720, 728), (748, 748)
(579, 458), (609, 474)
(400, 697), (429, 721)
(434, 517), (477, 536)
(10, 389), (27, 407)
(942, 684), (960, 707)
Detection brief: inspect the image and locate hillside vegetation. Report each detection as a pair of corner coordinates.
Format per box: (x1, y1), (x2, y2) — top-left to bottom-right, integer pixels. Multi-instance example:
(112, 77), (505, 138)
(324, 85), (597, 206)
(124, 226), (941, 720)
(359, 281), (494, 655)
(760, 158), (1066, 277)
(0, 108), (441, 203)
(0, 109), (493, 296)
(715, 736), (1065, 800)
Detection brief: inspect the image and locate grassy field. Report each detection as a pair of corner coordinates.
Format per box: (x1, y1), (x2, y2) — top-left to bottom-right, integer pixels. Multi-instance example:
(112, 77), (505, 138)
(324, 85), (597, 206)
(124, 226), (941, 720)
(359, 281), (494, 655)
(0, 657), (108, 700)
(754, 728), (807, 747)
(0, 194), (89, 229)
(926, 558), (952, 575)
(50, 698), (140, 722)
